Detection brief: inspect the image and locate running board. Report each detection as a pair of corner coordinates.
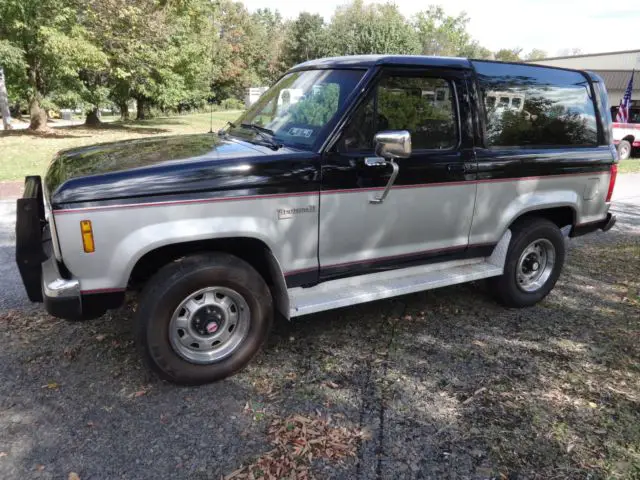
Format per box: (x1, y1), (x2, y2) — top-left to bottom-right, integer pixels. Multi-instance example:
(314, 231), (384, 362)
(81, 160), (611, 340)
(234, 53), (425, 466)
(288, 231), (511, 318)
(288, 258), (501, 317)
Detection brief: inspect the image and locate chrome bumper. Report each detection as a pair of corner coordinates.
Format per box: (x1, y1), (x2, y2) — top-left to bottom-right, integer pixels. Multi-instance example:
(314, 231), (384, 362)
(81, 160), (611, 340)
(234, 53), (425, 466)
(42, 255), (80, 299)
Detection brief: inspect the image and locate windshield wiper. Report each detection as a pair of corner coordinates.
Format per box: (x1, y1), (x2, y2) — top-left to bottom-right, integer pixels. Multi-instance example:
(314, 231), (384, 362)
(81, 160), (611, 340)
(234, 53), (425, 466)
(217, 121), (236, 136)
(240, 123), (282, 150)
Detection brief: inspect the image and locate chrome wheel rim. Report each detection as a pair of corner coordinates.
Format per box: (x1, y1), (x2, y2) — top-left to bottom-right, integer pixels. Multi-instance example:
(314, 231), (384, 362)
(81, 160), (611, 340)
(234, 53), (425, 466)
(516, 239), (556, 293)
(169, 287), (250, 364)
(619, 143), (630, 159)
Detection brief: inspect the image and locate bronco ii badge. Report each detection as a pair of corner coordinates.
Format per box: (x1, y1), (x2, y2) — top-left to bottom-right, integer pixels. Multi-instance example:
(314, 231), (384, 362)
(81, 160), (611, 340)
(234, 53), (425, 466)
(277, 205), (317, 220)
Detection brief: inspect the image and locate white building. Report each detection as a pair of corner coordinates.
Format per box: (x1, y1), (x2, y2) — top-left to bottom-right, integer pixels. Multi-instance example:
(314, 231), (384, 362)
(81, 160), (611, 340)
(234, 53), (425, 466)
(529, 49), (640, 106)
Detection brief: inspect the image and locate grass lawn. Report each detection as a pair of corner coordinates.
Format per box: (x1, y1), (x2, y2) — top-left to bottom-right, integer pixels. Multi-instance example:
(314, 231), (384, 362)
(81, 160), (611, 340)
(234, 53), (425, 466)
(619, 158), (640, 174)
(0, 111), (242, 181)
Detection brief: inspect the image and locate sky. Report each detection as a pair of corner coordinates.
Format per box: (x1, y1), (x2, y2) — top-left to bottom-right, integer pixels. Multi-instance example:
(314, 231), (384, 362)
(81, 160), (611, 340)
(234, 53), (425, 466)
(242, 0), (640, 57)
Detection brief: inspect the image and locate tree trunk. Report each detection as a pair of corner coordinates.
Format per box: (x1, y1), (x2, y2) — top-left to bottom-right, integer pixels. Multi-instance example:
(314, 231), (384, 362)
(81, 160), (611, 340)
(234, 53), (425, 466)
(119, 102), (129, 121)
(0, 67), (13, 130)
(85, 107), (102, 126)
(28, 97), (48, 131)
(136, 97), (146, 120)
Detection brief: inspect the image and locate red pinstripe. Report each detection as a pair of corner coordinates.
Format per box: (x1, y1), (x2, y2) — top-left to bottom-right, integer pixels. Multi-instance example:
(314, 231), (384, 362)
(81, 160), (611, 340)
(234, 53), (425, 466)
(53, 170), (610, 215)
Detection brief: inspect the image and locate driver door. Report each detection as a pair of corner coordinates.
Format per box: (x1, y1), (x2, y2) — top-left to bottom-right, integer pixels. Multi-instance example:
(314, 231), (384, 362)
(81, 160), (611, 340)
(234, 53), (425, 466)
(318, 67), (478, 280)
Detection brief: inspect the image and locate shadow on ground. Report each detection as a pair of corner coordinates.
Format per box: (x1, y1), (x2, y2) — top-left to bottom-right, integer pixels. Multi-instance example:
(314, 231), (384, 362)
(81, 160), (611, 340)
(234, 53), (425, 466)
(0, 122), (171, 140)
(1, 219), (638, 479)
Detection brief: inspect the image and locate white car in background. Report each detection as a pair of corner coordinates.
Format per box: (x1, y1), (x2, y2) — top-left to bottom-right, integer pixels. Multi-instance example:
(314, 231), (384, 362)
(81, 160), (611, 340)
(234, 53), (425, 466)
(612, 107), (640, 160)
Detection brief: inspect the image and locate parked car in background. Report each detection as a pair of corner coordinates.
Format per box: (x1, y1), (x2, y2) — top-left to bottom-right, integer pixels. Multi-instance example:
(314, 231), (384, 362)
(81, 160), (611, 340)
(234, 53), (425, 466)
(611, 106), (640, 159)
(16, 56), (617, 385)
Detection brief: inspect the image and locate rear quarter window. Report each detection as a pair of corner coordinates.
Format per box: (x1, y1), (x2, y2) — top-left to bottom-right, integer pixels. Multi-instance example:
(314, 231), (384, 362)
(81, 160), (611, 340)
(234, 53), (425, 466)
(472, 61), (598, 148)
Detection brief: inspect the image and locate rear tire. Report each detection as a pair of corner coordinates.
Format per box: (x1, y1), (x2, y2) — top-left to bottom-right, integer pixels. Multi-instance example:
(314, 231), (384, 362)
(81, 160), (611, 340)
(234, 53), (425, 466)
(618, 140), (632, 160)
(135, 252), (273, 385)
(489, 218), (565, 308)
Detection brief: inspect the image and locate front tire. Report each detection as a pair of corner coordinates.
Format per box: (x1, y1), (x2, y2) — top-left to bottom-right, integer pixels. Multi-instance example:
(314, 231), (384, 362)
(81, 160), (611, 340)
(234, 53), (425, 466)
(135, 252), (273, 385)
(618, 140), (632, 160)
(489, 218), (566, 308)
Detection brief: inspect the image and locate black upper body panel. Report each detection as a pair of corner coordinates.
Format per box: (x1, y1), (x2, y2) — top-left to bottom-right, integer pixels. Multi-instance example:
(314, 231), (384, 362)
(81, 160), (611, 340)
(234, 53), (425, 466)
(44, 57), (614, 211)
(46, 134), (320, 209)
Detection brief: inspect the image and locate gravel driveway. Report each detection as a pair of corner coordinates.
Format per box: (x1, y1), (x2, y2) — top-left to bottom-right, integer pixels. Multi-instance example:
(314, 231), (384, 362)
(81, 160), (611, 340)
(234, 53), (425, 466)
(1, 176), (639, 479)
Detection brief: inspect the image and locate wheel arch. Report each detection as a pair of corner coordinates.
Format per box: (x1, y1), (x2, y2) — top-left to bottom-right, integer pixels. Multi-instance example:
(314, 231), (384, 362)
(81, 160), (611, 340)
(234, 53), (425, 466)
(506, 205), (577, 232)
(128, 237), (290, 319)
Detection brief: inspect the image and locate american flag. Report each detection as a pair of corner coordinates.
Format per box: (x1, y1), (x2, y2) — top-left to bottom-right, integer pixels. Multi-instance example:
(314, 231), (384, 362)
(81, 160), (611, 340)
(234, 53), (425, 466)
(616, 70), (634, 123)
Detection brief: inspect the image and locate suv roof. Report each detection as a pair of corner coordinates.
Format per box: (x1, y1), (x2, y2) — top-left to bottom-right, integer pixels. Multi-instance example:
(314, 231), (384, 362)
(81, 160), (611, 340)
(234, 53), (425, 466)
(289, 55), (473, 71)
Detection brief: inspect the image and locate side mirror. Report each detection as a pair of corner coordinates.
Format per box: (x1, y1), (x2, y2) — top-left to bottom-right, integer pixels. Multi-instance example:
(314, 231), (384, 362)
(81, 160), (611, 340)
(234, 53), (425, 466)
(374, 130), (412, 159)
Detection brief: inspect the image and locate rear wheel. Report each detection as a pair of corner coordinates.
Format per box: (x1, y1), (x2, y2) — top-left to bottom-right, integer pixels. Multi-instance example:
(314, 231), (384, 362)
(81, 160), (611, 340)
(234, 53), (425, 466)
(135, 252), (273, 385)
(489, 218), (566, 308)
(618, 140), (632, 160)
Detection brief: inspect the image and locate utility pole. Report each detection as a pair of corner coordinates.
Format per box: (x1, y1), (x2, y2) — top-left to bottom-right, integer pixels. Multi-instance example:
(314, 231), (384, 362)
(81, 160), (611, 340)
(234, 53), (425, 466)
(0, 67), (13, 130)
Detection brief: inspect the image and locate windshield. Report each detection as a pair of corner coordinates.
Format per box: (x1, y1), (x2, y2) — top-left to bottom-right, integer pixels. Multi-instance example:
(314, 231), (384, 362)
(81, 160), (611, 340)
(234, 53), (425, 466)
(229, 69), (365, 149)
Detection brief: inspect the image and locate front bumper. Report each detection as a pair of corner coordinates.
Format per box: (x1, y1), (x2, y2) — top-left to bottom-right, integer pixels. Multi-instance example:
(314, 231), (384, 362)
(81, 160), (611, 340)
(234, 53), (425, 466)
(570, 212), (617, 238)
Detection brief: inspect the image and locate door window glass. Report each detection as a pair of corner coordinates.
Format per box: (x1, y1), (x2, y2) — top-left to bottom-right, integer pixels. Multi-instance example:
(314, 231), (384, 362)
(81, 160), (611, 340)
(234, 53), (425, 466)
(341, 75), (458, 152)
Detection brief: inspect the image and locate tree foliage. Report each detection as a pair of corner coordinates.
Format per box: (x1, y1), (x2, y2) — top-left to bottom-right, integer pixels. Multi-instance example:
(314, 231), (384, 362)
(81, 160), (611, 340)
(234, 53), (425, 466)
(0, 0), (547, 130)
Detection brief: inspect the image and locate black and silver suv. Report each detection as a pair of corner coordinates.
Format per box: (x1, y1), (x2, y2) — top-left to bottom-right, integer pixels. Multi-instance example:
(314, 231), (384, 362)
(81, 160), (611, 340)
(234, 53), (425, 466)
(16, 56), (618, 384)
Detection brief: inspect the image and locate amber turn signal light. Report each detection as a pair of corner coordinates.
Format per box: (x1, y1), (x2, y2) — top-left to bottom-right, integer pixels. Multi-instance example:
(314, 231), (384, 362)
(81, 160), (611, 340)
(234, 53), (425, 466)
(80, 220), (95, 253)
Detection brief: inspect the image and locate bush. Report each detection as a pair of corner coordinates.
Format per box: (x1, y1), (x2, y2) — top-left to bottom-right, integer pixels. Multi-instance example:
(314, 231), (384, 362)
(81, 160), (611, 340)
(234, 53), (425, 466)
(220, 98), (244, 110)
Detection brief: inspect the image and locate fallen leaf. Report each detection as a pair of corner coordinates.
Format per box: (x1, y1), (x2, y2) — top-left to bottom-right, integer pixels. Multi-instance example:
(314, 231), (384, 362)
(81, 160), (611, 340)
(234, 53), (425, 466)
(86, 421), (95, 428)
(588, 401), (598, 408)
(0, 452), (7, 458)
(68, 473), (80, 480)
(41, 382), (59, 390)
(567, 443), (575, 453)
(95, 334), (106, 342)
(36, 464), (45, 471)
(134, 390), (146, 398)
(325, 381), (339, 389)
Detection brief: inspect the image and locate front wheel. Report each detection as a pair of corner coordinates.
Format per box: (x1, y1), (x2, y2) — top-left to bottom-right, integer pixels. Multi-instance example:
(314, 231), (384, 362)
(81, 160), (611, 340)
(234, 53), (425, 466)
(489, 218), (566, 308)
(618, 140), (632, 160)
(135, 252), (273, 385)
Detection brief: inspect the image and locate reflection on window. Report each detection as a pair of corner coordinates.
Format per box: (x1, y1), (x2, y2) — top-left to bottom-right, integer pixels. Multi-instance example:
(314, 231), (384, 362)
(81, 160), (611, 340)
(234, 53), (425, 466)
(234, 69), (364, 148)
(342, 76), (457, 151)
(473, 61), (598, 147)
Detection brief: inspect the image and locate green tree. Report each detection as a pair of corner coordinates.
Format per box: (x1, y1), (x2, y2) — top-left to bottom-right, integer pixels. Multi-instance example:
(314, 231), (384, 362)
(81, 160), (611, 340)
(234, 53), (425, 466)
(413, 6), (471, 56)
(84, 0), (210, 120)
(525, 49), (548, 61)
(325, 1), (420, 56)
(0, 0), (107, 130)
(494, 48), (523, 62)
(282, 13), (327, 67)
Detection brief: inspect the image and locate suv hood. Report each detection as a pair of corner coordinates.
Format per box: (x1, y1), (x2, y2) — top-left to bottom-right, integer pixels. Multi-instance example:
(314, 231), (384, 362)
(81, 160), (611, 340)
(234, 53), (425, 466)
(44, 133), (313, 207)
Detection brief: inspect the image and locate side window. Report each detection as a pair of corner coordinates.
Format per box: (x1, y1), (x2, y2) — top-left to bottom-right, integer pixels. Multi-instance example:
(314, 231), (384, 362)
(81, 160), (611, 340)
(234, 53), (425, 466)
(341, 74), (458, 152)
(473, 61), (598, 147)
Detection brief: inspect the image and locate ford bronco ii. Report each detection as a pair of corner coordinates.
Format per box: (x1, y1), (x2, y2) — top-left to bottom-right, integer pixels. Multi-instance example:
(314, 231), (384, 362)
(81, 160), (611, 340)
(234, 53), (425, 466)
(16, 56), (618, 384)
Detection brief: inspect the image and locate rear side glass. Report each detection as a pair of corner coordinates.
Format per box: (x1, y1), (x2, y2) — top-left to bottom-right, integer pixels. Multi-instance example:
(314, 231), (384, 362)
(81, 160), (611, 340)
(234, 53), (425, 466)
(473, 61), (598, 147)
